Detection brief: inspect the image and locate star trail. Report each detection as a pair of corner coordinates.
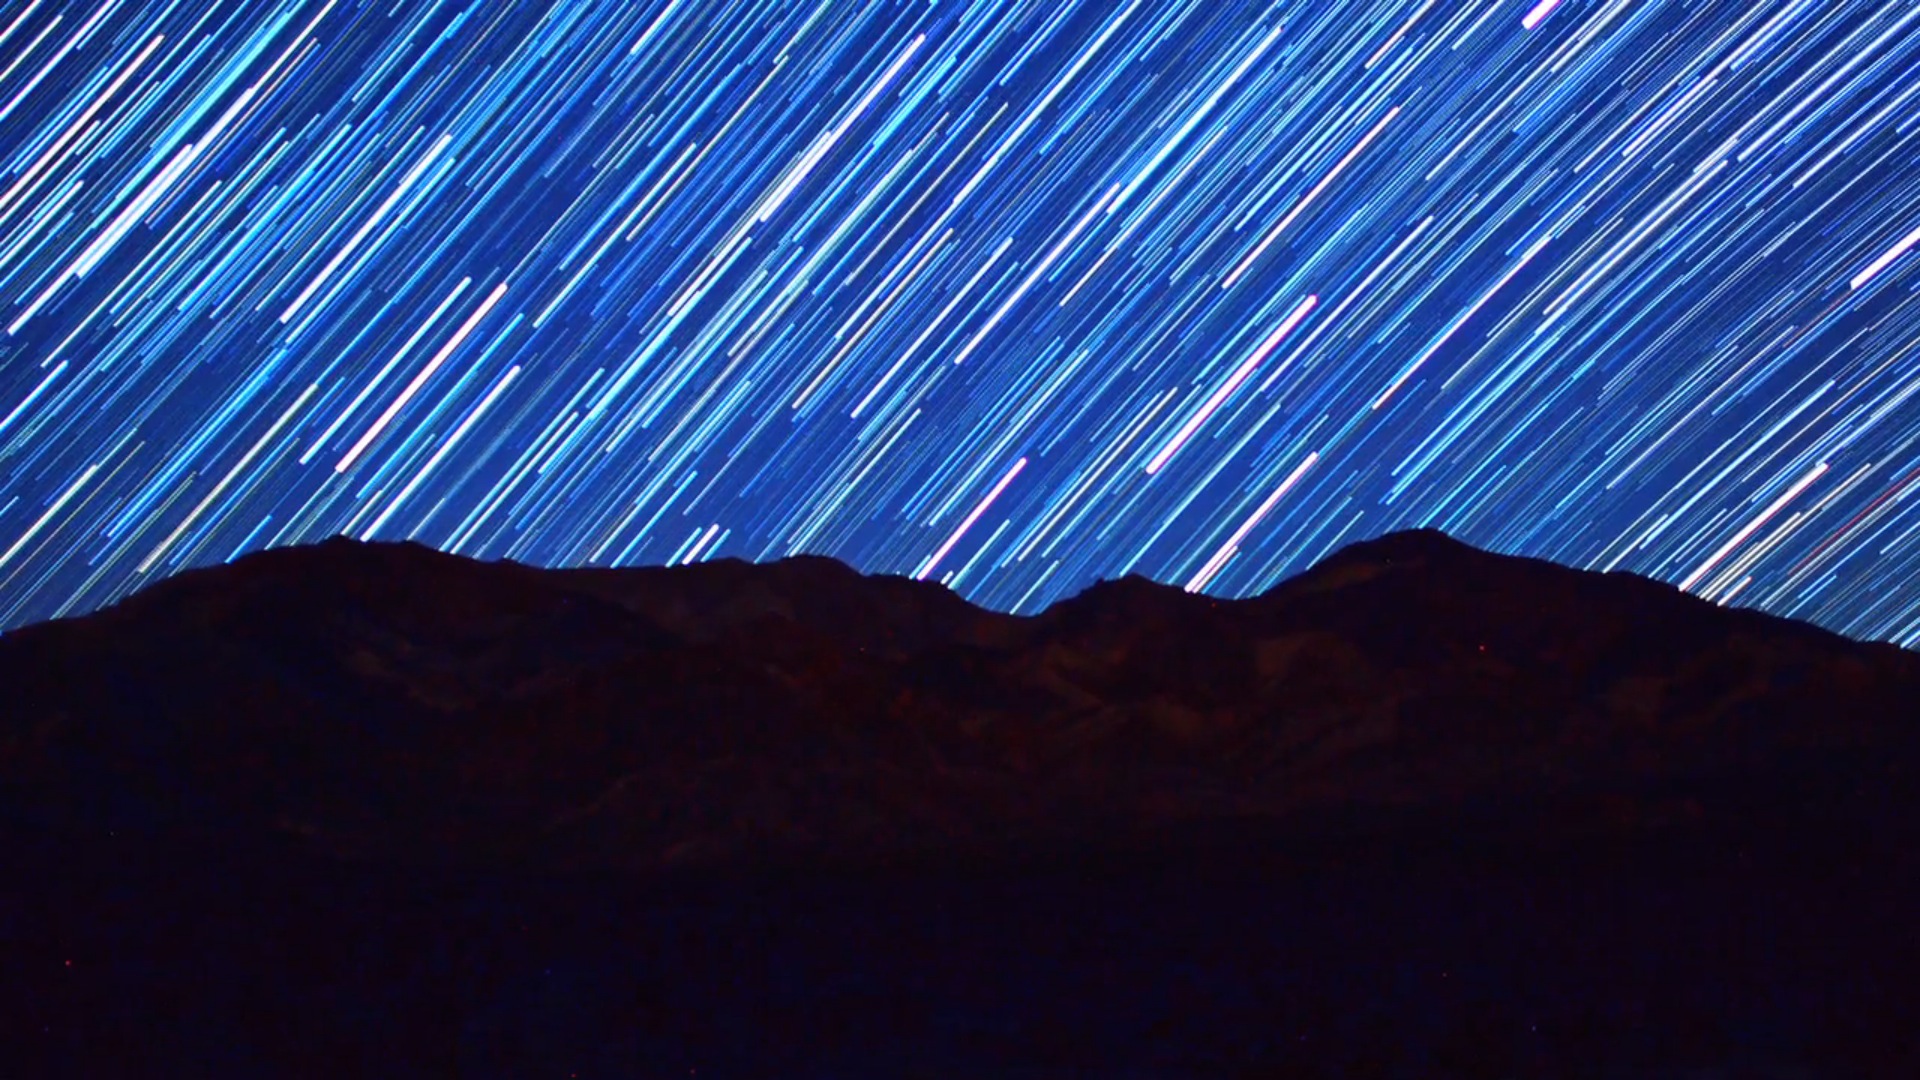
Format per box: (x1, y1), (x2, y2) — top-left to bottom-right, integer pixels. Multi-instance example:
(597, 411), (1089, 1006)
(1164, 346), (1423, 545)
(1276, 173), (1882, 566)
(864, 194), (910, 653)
(4, 0), (1920, 642)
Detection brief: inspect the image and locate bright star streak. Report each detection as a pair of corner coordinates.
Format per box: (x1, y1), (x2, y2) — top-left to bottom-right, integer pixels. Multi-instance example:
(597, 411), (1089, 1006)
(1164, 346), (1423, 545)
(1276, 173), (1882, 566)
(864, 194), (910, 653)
(1680, 462), (1829, 593)
(1148, 295), (1317, 475)
(1187, 451), (1319, 593)
(916, 456), (1027, 581)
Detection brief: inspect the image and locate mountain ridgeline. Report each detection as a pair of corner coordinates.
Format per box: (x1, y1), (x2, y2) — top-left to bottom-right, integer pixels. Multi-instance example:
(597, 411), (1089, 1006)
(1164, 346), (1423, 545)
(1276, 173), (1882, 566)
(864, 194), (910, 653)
(7, 529), (1920, 1075)
(3, 528), (1914, 872)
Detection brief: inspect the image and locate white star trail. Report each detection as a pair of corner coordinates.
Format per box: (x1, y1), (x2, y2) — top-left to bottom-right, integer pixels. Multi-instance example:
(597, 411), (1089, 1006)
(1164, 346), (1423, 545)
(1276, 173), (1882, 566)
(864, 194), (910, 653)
(0, 0), (1918, 645)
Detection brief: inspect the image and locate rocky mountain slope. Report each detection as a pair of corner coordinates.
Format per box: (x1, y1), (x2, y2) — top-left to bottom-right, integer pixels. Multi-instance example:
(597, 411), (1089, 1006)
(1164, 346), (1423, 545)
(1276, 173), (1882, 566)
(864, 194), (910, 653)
(3, 528), (1915, 872)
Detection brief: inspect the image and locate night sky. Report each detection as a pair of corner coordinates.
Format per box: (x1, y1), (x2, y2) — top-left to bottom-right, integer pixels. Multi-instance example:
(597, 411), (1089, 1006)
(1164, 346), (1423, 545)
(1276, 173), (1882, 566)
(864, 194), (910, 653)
(2, 1), (1919, 642)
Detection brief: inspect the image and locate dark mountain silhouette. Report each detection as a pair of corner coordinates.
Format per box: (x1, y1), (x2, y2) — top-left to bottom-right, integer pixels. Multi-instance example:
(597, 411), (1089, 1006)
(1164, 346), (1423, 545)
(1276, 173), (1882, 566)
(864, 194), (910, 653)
(2, 530), (1916, 1075)
(4, 528), (1914, 868)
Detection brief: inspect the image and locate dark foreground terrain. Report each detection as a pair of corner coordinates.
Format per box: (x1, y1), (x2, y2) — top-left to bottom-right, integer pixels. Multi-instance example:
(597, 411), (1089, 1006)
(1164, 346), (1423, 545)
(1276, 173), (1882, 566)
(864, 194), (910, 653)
(1, 530), (1916, 1075)
(6, 817), (1917, 1077)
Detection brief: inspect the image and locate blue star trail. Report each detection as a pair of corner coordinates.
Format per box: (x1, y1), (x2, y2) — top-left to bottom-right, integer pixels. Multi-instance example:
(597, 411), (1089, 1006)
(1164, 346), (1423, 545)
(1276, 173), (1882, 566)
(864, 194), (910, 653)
(4, 0), (1920, 643)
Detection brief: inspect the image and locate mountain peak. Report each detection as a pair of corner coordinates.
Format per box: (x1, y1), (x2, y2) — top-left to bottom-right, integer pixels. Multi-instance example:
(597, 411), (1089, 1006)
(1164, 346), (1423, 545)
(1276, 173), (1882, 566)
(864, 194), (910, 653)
(1306, 527), (1494, 575)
